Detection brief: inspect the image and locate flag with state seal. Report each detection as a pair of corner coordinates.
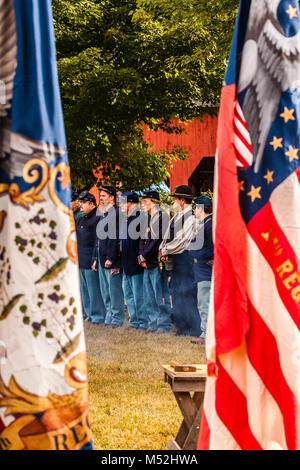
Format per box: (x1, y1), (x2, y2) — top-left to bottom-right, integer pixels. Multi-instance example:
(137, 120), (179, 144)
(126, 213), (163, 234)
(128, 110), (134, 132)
(0, 0), (93, 450)
(198, 0), (300, 450)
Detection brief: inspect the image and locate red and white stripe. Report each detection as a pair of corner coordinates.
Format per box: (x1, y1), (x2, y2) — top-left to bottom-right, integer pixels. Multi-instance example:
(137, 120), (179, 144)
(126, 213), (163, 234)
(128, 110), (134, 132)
(233, 100), (253, 168)
(198, 85), (300, 451)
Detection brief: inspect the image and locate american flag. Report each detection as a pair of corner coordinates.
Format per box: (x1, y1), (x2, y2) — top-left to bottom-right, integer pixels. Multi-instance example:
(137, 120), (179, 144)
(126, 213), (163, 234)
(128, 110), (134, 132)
(233, 101), (253, 168)
(198, 0), (300, 450)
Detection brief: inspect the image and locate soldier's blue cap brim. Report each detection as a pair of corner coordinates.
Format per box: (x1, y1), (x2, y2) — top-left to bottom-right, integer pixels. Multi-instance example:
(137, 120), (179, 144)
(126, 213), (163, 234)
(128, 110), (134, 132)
(194, 196), (212, 206)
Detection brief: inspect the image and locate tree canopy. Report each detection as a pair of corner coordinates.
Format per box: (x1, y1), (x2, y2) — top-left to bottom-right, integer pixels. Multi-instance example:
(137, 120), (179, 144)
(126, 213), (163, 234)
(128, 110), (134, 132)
(52, 0), (239, 190)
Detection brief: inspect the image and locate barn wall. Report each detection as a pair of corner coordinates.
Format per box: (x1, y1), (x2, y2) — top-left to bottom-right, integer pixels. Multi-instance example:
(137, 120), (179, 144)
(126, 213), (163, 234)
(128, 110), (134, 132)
(91, 115), (218, 198)
(143, 115), (218, 192)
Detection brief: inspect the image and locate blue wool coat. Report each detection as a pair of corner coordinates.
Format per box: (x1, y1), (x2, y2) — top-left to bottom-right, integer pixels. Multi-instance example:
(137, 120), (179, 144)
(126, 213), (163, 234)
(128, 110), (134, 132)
(93, 205), (121, 269)
(76, 207), (100, 270)
(189, 214), (214, 282)
(139, 210), (170, 270)
(120, 209), (147, 276)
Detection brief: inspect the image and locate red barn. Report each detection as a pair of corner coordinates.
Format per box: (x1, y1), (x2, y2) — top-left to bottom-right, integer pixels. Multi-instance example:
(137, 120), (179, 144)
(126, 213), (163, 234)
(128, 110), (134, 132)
(91, 114), (218, 203)
(143, 115), (218, 194)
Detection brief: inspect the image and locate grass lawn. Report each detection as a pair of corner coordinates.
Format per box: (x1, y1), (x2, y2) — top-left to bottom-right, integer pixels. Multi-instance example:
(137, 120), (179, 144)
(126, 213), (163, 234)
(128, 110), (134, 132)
(85, 321), (206, 450)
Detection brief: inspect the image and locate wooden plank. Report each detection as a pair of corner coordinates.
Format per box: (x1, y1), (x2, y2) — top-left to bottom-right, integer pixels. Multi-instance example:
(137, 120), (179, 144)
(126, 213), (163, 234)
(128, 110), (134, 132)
(166, 439), (181, 450)
(172, 381), (206, 393)
(193, 392), (205, 408)
(174, 420), (189, 449)
(173, 392), (198, 429)
(169, 372), (207, 383)
(182, 394), (204, 450)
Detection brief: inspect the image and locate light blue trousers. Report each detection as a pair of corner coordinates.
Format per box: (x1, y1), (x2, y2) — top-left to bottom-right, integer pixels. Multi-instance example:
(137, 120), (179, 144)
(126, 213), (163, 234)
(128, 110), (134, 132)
(98, 264), (124, 326)
(143, 267), (172, 332)
(123, 273), (148, 329)
(197, 280), (211, 339)
(79, 269), (106, 323)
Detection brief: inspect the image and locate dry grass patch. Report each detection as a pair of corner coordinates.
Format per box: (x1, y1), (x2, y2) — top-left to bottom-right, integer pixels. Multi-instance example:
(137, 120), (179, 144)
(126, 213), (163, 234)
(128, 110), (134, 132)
(84, 321), (206, 450)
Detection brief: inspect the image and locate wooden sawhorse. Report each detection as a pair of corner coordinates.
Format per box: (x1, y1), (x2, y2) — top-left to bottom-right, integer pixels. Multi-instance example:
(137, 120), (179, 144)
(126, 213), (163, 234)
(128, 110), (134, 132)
(163, 364), (207, 450)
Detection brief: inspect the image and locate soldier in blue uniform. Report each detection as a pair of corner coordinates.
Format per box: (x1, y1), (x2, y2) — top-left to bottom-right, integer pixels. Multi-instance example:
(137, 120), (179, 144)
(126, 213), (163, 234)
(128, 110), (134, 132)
(159, 185), (201, 337)
(119, 192), (148, 330)
(138, 190), (172, 334)
(71, 191), (84, 224)
(92, 185), (124, 328)
(190, 195), (214, 345)
(76, 191), (106, 324)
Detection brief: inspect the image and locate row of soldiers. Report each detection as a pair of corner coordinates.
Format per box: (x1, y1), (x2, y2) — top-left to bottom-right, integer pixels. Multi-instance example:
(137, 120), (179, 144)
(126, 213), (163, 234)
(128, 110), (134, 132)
(71, 185), (213, 342)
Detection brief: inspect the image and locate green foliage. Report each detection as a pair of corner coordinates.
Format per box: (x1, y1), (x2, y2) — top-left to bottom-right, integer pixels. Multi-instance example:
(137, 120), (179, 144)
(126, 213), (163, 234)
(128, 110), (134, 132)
(53, 0), (239, 190)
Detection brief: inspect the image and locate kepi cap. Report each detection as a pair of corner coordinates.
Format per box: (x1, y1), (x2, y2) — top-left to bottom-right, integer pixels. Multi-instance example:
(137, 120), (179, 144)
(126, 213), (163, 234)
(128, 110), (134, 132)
(78, 190), (96, 204)
(142, 190), (160, 202)
(194, 195), (212, 207)
(120, 191), (139, 203)
(100, 185), (117, 198)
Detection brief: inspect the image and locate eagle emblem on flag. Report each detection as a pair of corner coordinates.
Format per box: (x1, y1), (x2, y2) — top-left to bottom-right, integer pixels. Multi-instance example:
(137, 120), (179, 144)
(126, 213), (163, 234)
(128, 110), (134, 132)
(238, 0), (300, 173)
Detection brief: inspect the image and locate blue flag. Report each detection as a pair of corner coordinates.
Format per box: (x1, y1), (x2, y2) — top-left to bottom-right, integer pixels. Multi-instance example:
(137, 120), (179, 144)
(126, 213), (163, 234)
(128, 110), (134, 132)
(0, 0), (93, 450)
